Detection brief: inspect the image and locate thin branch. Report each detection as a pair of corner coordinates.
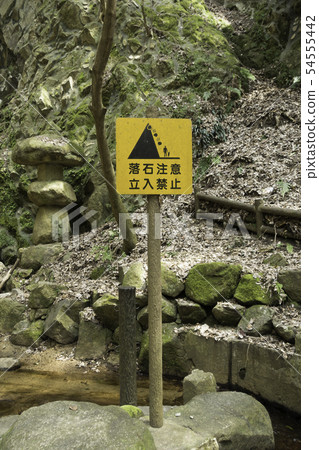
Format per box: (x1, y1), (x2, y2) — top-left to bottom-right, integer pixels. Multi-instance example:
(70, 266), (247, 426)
(0, 257), (20, 292)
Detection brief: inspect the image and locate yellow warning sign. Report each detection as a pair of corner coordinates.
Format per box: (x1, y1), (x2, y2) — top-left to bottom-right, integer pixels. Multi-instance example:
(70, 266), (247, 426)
(116, 118), (192, 195)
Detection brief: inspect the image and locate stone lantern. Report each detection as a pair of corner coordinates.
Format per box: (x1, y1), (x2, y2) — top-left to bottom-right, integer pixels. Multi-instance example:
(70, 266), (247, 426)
(12, 135), (84, 245)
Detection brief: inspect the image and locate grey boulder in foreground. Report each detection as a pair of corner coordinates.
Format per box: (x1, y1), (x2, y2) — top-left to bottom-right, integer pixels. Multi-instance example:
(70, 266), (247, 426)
(0, 392), (274, 449)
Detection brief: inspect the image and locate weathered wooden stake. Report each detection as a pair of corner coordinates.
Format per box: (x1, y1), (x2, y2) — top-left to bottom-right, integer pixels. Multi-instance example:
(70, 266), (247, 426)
(147, 195), (163, 428)
(119, 285), (137, 406)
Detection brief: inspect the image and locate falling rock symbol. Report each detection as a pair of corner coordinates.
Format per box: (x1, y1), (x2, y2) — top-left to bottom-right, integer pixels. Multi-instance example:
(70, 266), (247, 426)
(128, 123), (160, 159)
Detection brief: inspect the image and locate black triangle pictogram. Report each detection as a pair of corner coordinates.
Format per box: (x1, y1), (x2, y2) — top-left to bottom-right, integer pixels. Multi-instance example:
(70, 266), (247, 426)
(128, 124), (160, 159)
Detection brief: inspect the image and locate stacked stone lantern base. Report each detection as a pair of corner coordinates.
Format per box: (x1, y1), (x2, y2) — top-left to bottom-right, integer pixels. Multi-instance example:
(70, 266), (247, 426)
(12, 135), (84, 244)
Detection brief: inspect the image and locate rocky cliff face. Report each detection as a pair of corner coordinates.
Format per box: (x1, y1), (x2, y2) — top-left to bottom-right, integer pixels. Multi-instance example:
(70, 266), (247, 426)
(0, 0), (300, 263)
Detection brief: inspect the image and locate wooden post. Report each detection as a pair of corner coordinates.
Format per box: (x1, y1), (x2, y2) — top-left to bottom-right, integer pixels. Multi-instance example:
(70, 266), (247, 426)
(147, 195), (163, 428)
(255, 199), (263, 238)
(119, 285), (137, 406)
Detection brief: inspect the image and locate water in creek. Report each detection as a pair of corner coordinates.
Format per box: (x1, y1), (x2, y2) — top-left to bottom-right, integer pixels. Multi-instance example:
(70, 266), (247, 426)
(0, 369), (300, 449)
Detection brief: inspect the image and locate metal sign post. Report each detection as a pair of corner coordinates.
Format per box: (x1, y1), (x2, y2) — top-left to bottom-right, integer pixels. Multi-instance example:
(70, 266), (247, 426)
(116, 117), (192, 429)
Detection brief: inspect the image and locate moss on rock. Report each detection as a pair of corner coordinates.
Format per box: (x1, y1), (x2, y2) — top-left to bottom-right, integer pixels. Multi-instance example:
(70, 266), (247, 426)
(234, 274), (272, 306)
(185, 262), (242, 306)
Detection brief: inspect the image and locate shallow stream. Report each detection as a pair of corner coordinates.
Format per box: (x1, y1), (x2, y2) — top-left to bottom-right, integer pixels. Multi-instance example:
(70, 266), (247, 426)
(0, 369), (300, 449)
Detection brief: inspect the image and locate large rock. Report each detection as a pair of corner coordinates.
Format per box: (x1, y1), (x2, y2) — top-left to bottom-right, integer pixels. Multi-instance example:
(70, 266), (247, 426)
(28, 281), (63, 308)
(122, 262), (147, 291)
(0, 416), (19, 443)
(185, 262), (242, 306)
(231, 340), (301, 414)
(75, 311), (111, 360)
(61, 298), (91, 324)
(0, 293), (26, 333)
(0, 401), (155, 449)
(12, 135), (84, 167)
(27, 181), (76, 206)
(139, 323), (192, 377)
(10, 319), (44, 347)
(93, 294), (119, 330)
(44, 302), (78, 344)
(137, 297), (177, 329)
(164, 392), (274, 449)
(176, 298), (207, 324)
(237, 305), (274, 336)
(272, 317), (299, 344)
(234, 274), (272, 306)
(19, 243), (63, 270)
(161, 264), (184, 298)
(183, 369), (217, 404)
(212, 301), (246, 326)
(277, 270), (301, 303)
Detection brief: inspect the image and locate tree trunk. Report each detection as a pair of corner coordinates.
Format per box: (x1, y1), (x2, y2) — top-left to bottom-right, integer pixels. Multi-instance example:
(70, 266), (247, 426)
(91, 0), (137, 254)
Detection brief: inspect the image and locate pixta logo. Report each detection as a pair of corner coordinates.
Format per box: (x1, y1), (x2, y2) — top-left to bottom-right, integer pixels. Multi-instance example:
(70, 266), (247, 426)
(52, 203), (98, 244)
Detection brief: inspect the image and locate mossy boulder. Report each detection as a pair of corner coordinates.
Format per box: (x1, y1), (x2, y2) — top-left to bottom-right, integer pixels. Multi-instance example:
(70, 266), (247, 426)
(10, 319), (44, 347)
(93, 294), (119, 330)
(19, 243), (63, 271)
(161, 264), (184, 298)
(0, 293), (26, 333)
(185, 262), (242, 306)
(122, 262), (147, 291)
(27, 181), (77, 206)
(28, 281), (64, 309)
(12, 135), (84, 167)
(139, 323), (192, 377)
(176, 298), (207, 324)
(44, 302), (79, 344)
(234, 274), (272, 306)
(137, 297), (177, 329)
(237, 305), (274, 336)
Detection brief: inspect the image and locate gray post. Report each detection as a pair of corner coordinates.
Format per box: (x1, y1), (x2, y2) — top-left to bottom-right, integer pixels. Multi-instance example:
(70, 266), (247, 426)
(119, 285), (137, 406)
(147, 195), (163, 428)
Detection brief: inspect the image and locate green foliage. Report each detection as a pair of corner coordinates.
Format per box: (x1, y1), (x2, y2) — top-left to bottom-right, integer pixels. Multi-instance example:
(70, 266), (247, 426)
(57, 100), (94, 142)
(194, 154), (220, 182)
(89, 266), (106, 280)
(91, 244), (113, 262)
(19, 210), (34, 234)
(286, 243), (293, 254)
(277, 180), (290, 198)
(193, 109), (228, 153)
(0, 162), (20, 235)
(64, 164), (92, 204)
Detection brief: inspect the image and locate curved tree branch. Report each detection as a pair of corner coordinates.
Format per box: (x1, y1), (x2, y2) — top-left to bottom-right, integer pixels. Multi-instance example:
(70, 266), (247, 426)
(91, 0), (137, 253)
